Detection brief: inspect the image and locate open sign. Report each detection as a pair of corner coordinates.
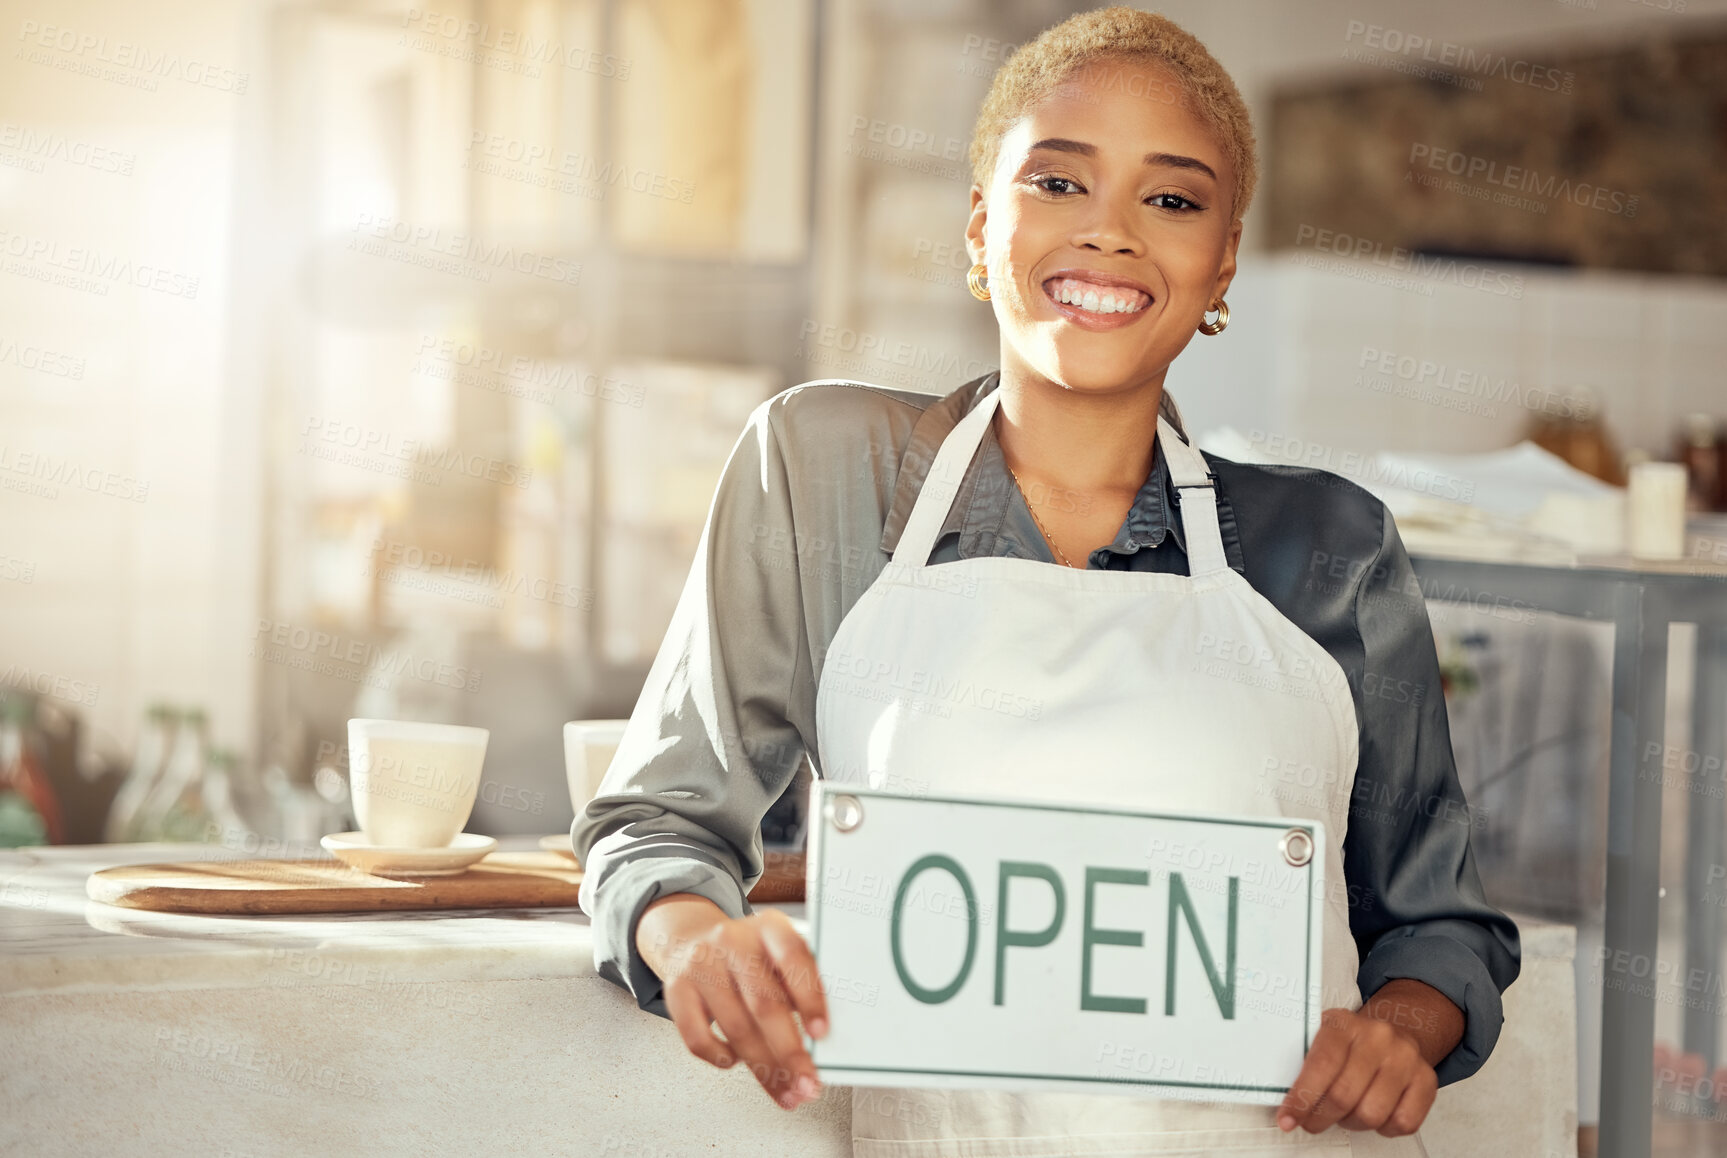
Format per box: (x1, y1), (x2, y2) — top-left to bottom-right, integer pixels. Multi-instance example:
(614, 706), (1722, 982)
(805, 784), (1325, 1102)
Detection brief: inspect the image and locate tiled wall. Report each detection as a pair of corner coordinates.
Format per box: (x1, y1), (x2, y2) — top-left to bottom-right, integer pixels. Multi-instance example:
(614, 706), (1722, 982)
(1170, 253), (1727, 467)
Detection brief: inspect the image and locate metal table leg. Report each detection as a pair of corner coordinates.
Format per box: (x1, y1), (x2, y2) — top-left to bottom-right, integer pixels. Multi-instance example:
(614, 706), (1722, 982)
(1685, 628), (1727, 1076)
(1683, 627), (1727, 1072)
(1599, 587), (1666, 1158)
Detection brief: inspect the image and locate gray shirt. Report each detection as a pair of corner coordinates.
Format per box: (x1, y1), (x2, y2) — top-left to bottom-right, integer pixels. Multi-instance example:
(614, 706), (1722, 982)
(573, 371), (1521, 1087)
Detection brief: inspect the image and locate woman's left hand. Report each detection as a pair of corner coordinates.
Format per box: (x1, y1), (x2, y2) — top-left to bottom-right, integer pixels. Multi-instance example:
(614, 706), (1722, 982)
(1276, 978), (1464, 1138)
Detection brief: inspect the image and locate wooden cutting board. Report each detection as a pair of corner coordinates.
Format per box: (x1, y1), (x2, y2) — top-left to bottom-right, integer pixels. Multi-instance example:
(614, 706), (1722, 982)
(87, 849), (806, 915)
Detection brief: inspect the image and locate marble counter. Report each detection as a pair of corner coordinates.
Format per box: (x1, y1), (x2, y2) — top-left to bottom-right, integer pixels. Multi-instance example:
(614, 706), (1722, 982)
(0, 840), (850, 1158)
(0, 842), (1576, 1158)
(0, 840), (642, 996)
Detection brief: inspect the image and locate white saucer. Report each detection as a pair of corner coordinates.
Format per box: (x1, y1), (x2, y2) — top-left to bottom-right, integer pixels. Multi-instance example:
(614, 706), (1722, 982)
(538, 833), (579, 860)
(320, 832), (498, 877)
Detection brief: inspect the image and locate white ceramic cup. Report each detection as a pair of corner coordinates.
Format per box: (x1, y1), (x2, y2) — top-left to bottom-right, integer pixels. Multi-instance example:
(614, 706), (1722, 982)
(347, 719), (489, 847)
(1627, 461), (1688, 560)
(564, 720), (628, 818)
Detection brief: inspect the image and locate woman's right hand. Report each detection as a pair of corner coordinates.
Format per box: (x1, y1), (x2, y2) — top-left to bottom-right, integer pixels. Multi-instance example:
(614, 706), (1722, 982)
(635, 893), (829, 1110)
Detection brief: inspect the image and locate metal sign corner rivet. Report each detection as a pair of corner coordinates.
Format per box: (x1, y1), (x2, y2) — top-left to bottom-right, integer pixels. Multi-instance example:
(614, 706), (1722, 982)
(828, 793), (864, 833)
(1280, 827), (1314, 868)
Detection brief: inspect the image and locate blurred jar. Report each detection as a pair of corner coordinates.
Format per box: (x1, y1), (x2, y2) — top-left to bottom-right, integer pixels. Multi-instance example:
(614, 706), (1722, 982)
(106, 703), (175, 842)
(136, 707), (211, 842)
(0, 694), (64, 847)
(1677, 413), (1724, 513)
(1526, 388), (1624, 485)
(202, 748), (256, 847)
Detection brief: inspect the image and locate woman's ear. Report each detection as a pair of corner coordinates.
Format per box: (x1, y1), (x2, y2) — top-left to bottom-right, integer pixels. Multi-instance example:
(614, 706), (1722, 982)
(964, 184), (988, 266)
(1211, 218), (1243, 305)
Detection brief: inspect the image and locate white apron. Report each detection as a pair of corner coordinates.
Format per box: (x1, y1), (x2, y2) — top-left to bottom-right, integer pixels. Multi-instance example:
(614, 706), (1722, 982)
(814, 385), (1428, 1157)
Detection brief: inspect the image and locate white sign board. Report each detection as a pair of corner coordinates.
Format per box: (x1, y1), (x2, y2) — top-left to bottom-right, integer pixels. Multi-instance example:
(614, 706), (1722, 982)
(805, 783), (1325, 1104)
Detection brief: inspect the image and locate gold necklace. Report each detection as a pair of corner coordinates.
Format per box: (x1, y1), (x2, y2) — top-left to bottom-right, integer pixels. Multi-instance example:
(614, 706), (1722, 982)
(1007, 464), (1081, 568)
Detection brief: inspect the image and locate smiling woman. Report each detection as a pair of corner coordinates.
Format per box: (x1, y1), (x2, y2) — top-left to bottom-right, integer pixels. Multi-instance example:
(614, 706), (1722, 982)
(573, 7), (1519, 1158)
(953, 16), (1260, 571)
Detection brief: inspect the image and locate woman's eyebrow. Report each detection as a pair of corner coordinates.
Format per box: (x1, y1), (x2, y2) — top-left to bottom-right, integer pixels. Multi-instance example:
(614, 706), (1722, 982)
(1026, 138), (1217, 181)
(1144, 151), (1218, 181)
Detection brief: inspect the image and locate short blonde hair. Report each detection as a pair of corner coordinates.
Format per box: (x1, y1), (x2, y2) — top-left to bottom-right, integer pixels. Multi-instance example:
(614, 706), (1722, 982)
(968, 6), (1258, 224)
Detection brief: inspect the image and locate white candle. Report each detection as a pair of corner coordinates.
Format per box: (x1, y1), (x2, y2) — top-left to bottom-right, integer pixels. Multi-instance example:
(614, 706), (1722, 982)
(1627, 461), (1688, 560)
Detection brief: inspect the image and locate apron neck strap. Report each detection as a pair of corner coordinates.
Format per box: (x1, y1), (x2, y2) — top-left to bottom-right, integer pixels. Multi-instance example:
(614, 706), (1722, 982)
(1156, 414), (1228, 576)
(890, 387), (1229, 576)
(891, 387), (1000, 566)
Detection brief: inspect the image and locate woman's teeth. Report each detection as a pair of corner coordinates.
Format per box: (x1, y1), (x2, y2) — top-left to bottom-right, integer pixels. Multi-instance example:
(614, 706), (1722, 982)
(1047, 277), (1149, 315)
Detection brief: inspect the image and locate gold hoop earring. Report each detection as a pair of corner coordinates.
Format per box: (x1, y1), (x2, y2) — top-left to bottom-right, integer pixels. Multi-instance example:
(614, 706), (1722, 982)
(966, 262), (991, 302)
(1198, 299), (1229, 336)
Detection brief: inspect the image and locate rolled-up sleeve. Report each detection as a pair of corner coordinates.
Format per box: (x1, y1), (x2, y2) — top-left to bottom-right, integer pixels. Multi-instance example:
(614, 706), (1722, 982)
(573, 395), (810, 1019)
(1344, 506), (1522, 1086)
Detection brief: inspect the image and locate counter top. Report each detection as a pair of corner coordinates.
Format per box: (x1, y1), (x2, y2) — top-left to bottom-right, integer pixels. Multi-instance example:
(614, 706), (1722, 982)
(1, 842), (1575, 1158)
(0, 839), (1573, 995)
(2, 839), (850, 1158)
(0, 838), (803, 997)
